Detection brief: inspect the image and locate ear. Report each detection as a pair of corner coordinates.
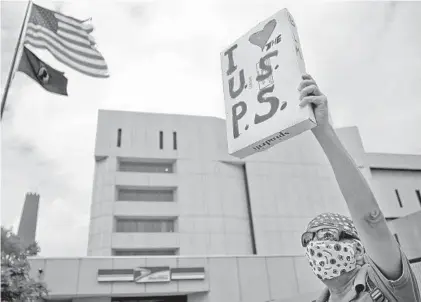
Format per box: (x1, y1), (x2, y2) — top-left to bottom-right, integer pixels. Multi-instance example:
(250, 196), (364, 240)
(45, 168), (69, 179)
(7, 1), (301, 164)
(354, 240), (365, 265)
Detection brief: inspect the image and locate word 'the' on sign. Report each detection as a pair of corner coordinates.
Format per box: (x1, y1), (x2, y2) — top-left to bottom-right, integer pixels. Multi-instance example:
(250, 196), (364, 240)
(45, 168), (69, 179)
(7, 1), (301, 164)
(220, 8), (316, 159)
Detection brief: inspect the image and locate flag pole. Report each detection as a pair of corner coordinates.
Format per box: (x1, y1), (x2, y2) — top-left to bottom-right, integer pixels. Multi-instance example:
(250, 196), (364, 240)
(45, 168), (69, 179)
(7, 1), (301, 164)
(0, 0), (33, 120)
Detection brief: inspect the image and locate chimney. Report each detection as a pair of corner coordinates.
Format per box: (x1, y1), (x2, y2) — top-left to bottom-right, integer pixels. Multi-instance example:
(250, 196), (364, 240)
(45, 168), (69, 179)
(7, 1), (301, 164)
(17, 192), (40, 246)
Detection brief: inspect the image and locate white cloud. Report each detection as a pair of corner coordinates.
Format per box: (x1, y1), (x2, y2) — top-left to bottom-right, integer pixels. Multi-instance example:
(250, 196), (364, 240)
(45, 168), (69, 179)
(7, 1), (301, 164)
(1, 0), (420, 256)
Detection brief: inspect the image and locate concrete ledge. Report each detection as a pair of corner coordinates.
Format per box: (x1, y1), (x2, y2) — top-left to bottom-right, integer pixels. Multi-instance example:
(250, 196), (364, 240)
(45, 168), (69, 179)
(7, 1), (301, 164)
(367, 153), (421, 171)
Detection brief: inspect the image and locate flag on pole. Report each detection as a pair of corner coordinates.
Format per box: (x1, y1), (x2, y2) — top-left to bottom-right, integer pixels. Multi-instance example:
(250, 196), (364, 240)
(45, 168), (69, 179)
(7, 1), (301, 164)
(18, 46), (68, 96)
(24, 3), (109, 78)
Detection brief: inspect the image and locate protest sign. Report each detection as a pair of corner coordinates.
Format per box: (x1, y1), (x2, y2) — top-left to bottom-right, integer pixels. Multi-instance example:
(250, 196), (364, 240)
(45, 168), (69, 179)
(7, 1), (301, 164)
(221, 8), (316, 158)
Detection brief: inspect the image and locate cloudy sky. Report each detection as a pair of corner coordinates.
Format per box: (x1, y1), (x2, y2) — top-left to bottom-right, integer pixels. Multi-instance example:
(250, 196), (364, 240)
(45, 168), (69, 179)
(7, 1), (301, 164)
(1, 0), (420, 257)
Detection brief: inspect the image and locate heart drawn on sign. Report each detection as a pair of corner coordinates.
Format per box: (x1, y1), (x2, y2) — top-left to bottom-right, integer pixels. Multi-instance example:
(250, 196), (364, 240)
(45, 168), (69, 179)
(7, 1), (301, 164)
(248, 19), (277, 50)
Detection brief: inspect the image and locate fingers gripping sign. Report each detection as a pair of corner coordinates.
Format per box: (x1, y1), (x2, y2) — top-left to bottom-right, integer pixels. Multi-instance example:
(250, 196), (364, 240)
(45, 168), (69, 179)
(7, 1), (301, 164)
(298, 74), (322, 98)
(298, 74), (329, 126)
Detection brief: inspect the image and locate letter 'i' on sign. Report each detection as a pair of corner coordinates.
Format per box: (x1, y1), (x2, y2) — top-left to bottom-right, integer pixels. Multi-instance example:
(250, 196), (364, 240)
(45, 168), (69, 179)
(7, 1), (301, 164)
(220, 8), (317, 158)
(224, 45), (246, 99)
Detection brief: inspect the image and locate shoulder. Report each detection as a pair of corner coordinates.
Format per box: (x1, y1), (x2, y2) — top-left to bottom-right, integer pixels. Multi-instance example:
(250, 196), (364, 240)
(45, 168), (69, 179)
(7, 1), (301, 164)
(364, 250), (421, 301)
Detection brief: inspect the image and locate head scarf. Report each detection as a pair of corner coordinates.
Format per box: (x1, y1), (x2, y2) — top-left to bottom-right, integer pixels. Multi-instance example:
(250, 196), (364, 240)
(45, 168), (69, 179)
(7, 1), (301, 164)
(304, 212), (359, 240)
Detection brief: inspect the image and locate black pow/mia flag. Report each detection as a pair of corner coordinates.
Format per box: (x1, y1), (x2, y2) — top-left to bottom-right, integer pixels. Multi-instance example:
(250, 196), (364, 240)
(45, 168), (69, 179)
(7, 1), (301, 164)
(18, 46), (68, 96)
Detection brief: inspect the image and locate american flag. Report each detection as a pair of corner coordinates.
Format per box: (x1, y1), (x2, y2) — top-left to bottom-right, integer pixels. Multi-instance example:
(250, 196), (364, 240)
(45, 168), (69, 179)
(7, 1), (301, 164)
(24, 3), (109, 78)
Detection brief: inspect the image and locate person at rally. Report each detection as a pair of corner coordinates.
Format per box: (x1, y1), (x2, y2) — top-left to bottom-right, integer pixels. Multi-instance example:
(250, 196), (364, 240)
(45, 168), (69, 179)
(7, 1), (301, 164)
(298, 74), (420, 302)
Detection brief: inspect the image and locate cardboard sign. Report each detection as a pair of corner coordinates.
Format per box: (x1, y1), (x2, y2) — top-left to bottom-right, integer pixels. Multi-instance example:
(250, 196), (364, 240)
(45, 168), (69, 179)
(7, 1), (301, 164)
(221, 9), (316, 158)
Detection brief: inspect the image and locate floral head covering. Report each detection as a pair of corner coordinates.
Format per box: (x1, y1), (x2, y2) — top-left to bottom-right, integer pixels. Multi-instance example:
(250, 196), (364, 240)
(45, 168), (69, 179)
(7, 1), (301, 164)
(305, 212), (359, 239)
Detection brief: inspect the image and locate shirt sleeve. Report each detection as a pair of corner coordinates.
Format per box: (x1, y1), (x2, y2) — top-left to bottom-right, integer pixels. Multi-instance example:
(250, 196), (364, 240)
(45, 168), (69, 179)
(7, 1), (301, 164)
(365, 249), (421, 302)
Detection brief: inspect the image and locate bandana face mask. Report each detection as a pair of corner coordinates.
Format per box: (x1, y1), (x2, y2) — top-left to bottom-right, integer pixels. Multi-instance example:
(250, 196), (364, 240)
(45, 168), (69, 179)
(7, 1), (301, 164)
(305, 240), (360, 280)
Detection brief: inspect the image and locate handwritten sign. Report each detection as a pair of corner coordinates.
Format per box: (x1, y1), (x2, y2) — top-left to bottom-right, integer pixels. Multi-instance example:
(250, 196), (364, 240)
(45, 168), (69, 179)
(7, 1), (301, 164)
(221, 9), (316, 158)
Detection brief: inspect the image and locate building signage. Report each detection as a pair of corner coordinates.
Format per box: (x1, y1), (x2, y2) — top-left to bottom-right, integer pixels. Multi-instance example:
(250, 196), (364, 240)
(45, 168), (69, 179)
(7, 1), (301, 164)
(134, 267), (171, 283)
(97, 267), (205, 283)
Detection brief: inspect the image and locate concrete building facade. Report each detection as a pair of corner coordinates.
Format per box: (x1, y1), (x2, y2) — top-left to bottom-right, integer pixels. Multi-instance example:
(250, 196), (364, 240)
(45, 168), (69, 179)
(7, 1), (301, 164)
(87, 110), (421, 258)
(28, 253), (421, 302)
(28, 110), (421, 301)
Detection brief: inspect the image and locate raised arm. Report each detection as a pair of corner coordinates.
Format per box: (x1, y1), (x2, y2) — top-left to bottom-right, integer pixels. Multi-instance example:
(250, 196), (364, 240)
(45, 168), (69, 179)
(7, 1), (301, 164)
(299, 74), (402, 280)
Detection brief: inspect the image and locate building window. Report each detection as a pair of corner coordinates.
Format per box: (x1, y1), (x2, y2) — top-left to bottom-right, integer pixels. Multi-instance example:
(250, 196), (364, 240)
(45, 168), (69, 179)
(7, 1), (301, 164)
(119, 160), (173, 173)
(416, 190), (421, 206)
(394, 189), (403, 208)
(113, 249), (177, 256)
(117, 128), (122, 147)
(117, 188), (174, 202)
(173, 131), (177, 150)
(386, 217), (398, 222)
(394, 234), (400, 245)
(116, 218), (175, 233)
(159, 131), (163, 149)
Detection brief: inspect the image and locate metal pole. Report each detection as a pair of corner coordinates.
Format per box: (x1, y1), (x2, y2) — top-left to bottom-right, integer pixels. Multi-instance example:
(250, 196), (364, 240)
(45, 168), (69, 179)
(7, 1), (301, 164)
(0, 0), (33, 120)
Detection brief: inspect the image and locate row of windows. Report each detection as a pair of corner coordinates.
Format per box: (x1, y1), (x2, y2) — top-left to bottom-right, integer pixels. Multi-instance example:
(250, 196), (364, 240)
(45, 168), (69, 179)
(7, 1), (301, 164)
(394, 189), (421, 208)
(117, 188), (174, 202)
(118, 160), (174, 173)
(112, 249), (178, 256)
(116, 188), (421, 205)
(116, 129), (177, 150)
(115, 218), (175, 233)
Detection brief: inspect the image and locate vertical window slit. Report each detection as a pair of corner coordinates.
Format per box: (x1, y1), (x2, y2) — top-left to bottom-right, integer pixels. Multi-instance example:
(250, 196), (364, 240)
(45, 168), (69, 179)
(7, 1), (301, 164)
(395, 189), (403, 208)
(117, 128), (122, 147)
(159, 131), (163, 149)
(173, 131), (177, 150)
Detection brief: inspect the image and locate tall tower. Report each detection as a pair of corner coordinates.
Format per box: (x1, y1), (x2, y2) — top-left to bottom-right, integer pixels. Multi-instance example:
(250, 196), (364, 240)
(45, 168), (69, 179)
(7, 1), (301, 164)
(17, 192), (40, 246)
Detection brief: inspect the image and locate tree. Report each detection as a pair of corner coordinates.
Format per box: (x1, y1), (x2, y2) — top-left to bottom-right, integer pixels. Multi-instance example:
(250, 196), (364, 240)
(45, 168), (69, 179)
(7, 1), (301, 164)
(1, 226), (48, 301)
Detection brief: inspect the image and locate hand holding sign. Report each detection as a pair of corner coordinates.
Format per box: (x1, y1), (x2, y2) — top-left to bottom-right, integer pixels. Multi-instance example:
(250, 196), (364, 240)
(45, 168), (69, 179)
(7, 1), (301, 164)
(298, 74), (329, 127)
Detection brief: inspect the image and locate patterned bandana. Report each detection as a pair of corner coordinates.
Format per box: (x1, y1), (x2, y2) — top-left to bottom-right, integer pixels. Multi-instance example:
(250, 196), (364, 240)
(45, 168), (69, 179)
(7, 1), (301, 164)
(305, 212), (359, 239)
(305, 240), (362, 280)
